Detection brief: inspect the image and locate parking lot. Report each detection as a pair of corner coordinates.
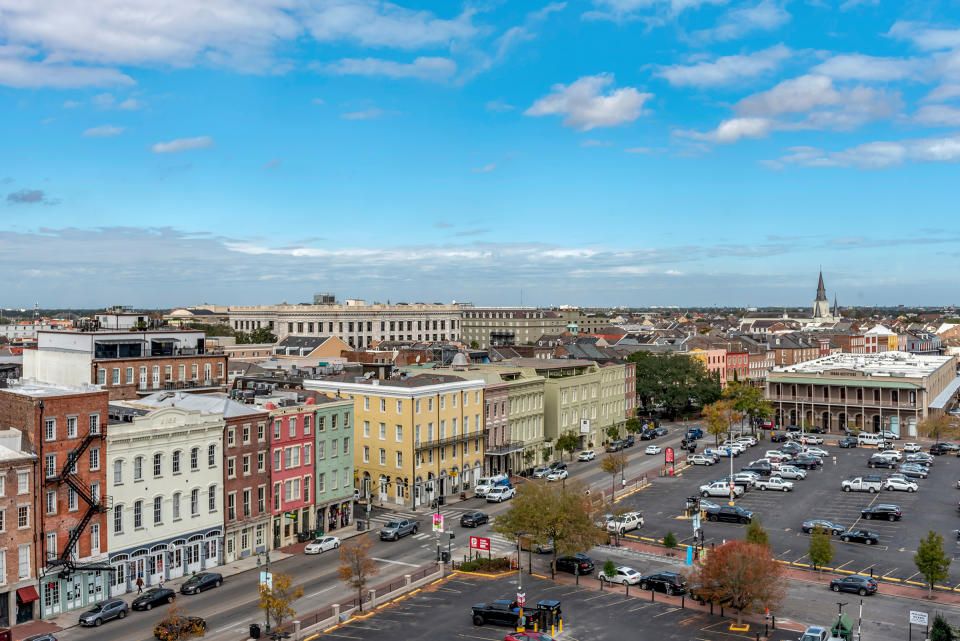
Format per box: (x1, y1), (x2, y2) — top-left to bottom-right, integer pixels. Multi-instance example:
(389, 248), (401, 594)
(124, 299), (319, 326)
(314, 572), (798, 641)
(617, 437), (960, 586)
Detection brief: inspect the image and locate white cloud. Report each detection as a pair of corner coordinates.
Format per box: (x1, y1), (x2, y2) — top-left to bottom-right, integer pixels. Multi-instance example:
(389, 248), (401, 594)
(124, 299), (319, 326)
(485, 100), (514, 112)
(151, 136), (213, 153)
(340, 108), (395, 120)
(321, 56), (456, 81)
(0, 57), (133, 89)
(471, 163), (496, 173)
(923, 83), (960, 103)
(777, 132), (960, 169)
(581, 139), (612, 147)
(585, 0), (728, 22)
(888, 21), (960, 51)
(812, 54), (919, 82)
(62, 100), (81, 108)
(302, 3), (476, 49)
(682, 116), (775, 143)
(657, 44), (790, 87)
(914, 104), (960, 127)
(118, 97), (144, 110)
(624, 146), (653, 153)
(839, 0), (878, 10)
(92, 93), (115, 107)
(311, 97), (325, 105)
(525, 73), (652, 131)
(83, 125), (126, 137)
(693, 0), (789, 42)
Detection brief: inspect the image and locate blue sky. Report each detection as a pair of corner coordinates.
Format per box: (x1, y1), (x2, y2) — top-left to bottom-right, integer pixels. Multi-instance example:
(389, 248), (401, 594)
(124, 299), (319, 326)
(2, 0), (959, 308)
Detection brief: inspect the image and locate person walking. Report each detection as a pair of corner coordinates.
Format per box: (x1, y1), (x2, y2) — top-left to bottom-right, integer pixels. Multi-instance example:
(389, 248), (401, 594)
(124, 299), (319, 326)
(135, 575), (144, 594)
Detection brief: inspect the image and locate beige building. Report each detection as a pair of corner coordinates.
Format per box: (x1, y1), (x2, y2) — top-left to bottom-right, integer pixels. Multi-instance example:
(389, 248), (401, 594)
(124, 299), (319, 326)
(460, 308), (614, 348)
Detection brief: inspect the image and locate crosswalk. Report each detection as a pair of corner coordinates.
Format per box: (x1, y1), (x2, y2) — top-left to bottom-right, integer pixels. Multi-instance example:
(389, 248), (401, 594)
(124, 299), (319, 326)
(366, 506), (517, 554)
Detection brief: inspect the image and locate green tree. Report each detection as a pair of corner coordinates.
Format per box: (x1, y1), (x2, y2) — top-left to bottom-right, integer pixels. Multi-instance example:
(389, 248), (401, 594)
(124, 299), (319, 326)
(469, 340), (480, 349)
(627, 352), (722, 419)
(599, 452), (627, 505)
(915, 530), (951, 598)
(808, 526), (834, 573)
(745, 518), (769, 548)
(624, 417), (642, 434)
(555, 431), (581, 461)
(247, 327), (278, 344)
(663, 532), (677, 550)
(931, 614), (955, 641)
(702, 399), (743, 446)
(722, 381), (772, 433)
(605, 425), (621, 442)
(602, 559), (617, 581)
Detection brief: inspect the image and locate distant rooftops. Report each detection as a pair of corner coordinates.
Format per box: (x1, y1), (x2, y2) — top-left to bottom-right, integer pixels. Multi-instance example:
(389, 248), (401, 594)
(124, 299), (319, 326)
(0, 379), (103, 397)
(773, 352), (954, 378)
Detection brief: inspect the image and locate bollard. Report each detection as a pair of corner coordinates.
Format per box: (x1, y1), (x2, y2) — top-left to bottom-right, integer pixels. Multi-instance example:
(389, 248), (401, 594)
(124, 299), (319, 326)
(720, 606), (724, 617)
(765, 623), (768, 637)
(552, 624), (555, 637)
(710, 603), (713, 615)
(681, 596), (685, 609)
(755, 633), (759, 641)
(626, 582), (629, 596)
(533, 622), (538, 632)
(600, 578), (603, 591)
(772, 615), (776, 630)
(651, 589), (655, 602)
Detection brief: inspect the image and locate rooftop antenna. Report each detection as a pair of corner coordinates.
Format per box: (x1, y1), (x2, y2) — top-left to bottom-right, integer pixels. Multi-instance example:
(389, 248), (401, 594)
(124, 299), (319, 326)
(33, 301), (39, 319)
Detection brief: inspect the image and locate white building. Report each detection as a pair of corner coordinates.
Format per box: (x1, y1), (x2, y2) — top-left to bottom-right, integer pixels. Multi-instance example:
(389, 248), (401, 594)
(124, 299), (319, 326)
(105, 405), (224, 596)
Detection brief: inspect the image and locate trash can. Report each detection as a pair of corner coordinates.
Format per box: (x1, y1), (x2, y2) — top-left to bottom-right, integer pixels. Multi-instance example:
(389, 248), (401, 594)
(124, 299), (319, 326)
(357, 520), (365, 531)
(441, 551), (450, 562)
(249, 623), (261, 639)
(438, 496), (446, 506)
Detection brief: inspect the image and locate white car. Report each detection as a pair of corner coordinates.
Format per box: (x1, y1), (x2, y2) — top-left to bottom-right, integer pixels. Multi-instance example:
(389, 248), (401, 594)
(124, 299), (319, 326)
(798, 435), (824, 445)
(546, 469), (568, 482)
(757, 476), (794, 492)
(721, 441), (746, 454)
(578, 449), (596, 461)
(736, 436), (758, 446)
(304, 536), (340, 554)
(772, 465), (806, 480)
(690, 454), (714, 466)
(903, 442), (922, 453)
(700, 481), (744, 498)
(877, 449), (903, 462)
(645, 445), (662, 455)
(884, 477), (918, 492)
(804, 446), (829, 458)
(486, 486), (515, 502)
(606, 512), (644, 534)
(600, 565), (642, 585)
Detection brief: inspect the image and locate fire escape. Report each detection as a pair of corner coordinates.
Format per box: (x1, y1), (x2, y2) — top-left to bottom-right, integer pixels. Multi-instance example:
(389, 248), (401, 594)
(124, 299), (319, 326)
(45, 429), (113, 575)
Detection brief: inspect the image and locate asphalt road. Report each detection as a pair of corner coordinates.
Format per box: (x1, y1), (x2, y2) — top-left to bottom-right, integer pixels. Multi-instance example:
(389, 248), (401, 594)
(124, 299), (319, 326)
(617, 437), (960, 585)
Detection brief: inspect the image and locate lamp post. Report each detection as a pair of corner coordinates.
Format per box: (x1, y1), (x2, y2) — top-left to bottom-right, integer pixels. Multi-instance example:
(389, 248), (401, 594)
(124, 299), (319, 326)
(256, 551), (272, 634)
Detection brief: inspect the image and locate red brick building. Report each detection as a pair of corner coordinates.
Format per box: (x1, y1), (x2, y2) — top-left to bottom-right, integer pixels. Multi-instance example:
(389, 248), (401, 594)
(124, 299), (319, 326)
(0, 381), (110, 620)
(0, 429), (39, 628)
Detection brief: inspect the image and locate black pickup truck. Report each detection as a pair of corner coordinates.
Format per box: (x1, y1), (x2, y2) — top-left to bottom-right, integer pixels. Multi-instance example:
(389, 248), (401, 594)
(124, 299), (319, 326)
(471, 600), (539, 627)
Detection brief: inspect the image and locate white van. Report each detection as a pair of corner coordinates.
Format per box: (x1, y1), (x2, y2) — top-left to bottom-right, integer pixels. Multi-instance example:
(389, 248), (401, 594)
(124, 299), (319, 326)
(474, 474), (508, 497)
(857, 433), (882, 446)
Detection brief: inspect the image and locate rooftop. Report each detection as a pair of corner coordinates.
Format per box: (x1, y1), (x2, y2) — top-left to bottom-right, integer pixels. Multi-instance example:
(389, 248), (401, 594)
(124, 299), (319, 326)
(133, 391), (269, 417)
(772, 352), (954, 378)
(0, 379), (104, 397)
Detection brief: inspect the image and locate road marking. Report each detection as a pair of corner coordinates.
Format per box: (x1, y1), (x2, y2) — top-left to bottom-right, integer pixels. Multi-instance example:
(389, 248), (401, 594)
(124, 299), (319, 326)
(835, 560), (853, 570)
(301, 585), (338, 600)
(652, 608), (680, 617)
(371, 557), (420, 567)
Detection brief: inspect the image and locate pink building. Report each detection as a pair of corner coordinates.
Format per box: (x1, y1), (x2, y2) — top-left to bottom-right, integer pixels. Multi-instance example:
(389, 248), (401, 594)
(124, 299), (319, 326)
(266, 399), (317, 549)
(689, 348), (728, 388)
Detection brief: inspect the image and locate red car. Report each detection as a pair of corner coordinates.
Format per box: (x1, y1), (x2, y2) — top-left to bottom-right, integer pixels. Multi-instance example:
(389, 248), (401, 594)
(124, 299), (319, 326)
(505, 633), (554, 641)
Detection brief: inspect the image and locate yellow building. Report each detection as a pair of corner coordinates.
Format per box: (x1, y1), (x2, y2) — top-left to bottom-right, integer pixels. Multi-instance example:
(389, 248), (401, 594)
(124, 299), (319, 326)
(304, 373), (485, 509)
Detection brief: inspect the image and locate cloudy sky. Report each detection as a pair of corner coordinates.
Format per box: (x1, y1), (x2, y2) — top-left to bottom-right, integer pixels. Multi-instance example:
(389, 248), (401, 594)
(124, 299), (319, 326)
(2, 0), (959, 309)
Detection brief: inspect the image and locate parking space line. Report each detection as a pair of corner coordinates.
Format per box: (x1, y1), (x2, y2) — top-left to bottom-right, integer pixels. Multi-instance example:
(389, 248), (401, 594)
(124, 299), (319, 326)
(652, 607), (681, 617)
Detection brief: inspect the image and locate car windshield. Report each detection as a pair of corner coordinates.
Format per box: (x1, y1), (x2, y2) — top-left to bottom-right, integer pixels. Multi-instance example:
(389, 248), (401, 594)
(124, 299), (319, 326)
(185, 575), (201, 584)
(89, 604), (104, 613)
(142, 588), (159, 596)
(385, 521), (401, 527)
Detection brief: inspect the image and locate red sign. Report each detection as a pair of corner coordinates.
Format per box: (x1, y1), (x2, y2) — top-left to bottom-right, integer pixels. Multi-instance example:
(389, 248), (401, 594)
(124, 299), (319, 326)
(517, 592), (526, 607)
(469, 536), (490, 551)
(664, 447), (675, 464)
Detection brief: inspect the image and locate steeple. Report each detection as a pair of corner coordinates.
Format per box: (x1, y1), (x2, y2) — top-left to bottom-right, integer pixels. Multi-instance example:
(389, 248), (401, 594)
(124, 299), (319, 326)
(833, 294), (839, 319)
(813, 269), (831, 319)
(815, 269), (827, 302)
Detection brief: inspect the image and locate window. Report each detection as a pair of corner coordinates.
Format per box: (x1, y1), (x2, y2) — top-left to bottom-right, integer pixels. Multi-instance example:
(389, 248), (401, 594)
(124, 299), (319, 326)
(317, 441), (325, 460)
(440, 396), (445, 410)
(114, 505), (123, 534)
(153, 496), (162, 524)
(89, 413), (100, 435)
(318, 416), (325, 432)
(44, 418), (56, 441)
(379, 423), (386, 440)
(317, 473), (325, 493)
(0, 509), (4, 532)
(68, 488), (77, 511)
(45, 453), (57, 479)
(153, 453), (162, 477)
(227, 493), (236, 521)
(112, 368), (120, 385)
(452, 393), (457, 408)
(332, 414), (338, 429)
(172, 450), (181, 474)
(89, 447), (100, 471)
(190, 447), (199, 470)
(428, 398), (433, 411)
(257, 452), (265, 473)
(363, 421), (370, 437)
(134, 456), (143, 480)
(331, 439), (338, 458)
(243, 454), (251, 475)
(67, 416), (77, 438)
(45, 490), (56, 515)
(303, 445), (310, 465)
(91, 523), (100, 555)
(304, 476), (311, 503)
(134, 500), (143, 528)
(243, 424), (251, 444)
(191, 489), (199, 515)
(395, 425), (402, 442)
(209, 485), (217, 512)
(415, 399), (421, 413)
(364, 397), (370, 410)
(243, 489), (251, 517)
(379, 398), (386, 412)
(18, 544), (30, 579)
(304, 415), (311, 435)
(343, 437), (350, 455)
(227, 457), (236, 478)
(379, 448), (386, 465)
(126, 367), (134, 384)
(396, 399), (402, 414)
(363, 446), (370, 463)
(274, 420), (281, 440)
(396, 451), (402, 468)
(344, 411), (350, 427)
(258, 486), (265, 513)
(173, 493), (181, 520)
(227, 428), (236, 447)
(331, 471), (338, 490)
(17, 472), (28, 495)
(208, 444), (216, 467)
(97, 369), (106, 385)
(288, 417), (296, 438)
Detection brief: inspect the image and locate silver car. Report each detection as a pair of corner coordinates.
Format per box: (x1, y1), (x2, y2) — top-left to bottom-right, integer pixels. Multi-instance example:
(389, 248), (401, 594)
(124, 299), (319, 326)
(772, 465), (807, 480)
(532, 466), (550, 478)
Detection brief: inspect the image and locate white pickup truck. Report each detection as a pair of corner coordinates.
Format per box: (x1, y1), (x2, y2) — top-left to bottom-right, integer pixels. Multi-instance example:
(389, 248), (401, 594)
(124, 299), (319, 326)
(841, 475), (883, 493)
(700, 481), (745, 498)
(754, 476), (794, 492)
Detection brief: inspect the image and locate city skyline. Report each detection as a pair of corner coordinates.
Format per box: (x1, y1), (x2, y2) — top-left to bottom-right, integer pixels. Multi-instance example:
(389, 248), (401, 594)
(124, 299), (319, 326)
(2, 1), (960, 306)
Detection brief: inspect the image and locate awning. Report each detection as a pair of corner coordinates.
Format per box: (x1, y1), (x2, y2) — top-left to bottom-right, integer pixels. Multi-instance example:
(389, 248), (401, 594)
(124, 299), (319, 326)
(17, 586), (39, 603)
(930, 376), (960, 410)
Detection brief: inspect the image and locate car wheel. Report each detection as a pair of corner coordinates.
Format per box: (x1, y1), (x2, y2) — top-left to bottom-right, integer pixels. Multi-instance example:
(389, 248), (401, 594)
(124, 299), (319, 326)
(119, 610), (127, 618)
(888, 515), (895, 522)
(335, 542), (340, 548)
(94, 619), (102, 627)
(844, 487), (851, 492)
(215, 580), (221, 587)
(640, 581), (649, 590)
(413, 525), (419, 534)
(783, 487), (789, 492)
(868, 488), (876, 493)
(740, 518), (749, 524)
(167, 596), (174, 603)
(832, 584), (840, 592)
(473, 615), (484, 626)
(708, 515), (717, 521)
(842, 537), (849, 542)
(702, 491), (709, 497)
(760, 485), (766, 491)
(146, 603), (152, 611)
(909, 487), (916, 493)
(393, 533), (399, 541)
(858, 588), (869, 596)
(834, 529), (842, 536)
(666, 586), (673, 596)
(865, 539), (873, 545)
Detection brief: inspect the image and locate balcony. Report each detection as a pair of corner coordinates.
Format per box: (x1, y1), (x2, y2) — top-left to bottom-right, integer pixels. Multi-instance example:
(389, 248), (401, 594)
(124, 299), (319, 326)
(136, 378), (224, 393)
(770, 395), (917, 410)
(414, 433), (475, 450)
(484, 440), (524, 456)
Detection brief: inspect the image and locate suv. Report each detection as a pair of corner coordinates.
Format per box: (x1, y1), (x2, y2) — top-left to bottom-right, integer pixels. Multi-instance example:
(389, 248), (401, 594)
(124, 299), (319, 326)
(79, 599), (128, 627)
(861, 504), (902, 521)
(471, 600), (537, 627)
(829, 575), (878, 596)
(867, 455), (897, 469)
(706, 505), (754, 524)
(606, 512), (644, 534)
(741, 460), (772, 477)
(605, 441), (625, 452)
(532, 466), (551, 478)
(486, 486), (515, 503)
(639, 571), (687, 595)
(554, 554), (594, 575)
(838, 437), (858, 448)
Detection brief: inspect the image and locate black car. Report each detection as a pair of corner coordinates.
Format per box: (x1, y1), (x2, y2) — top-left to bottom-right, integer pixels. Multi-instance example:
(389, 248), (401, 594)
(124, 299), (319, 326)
(770, 433), (789, 443)
(867, 455), (897, 469)
(460, 511), (490, 527)
(180, 572), (222, 595)
(741, 461), (772, 477)
(801, 519), (845, 535)
(931, 443), (958, 455)
(786, 425), (802, 432)
(861, 504), (902, 521)
(624, 435), (636, 447)
(154, 616), (206, 640)
(639, 571), (687, 595)
(471, 600), (537, 627)
(838, 437), (858, 448)
(793, 455), (822, 470)
(553, 554), (594, 575)
(830, 575), (878, 596)
(840, 529), (879, 545)
(780, 442), (802, 453)
(24, 634), (58, 641)
(132, 587), (176, 611)
(706, 505), (753, 524)
(549, 461), (567, 471)
(899, 463), (929, 479)
(640, 430), (657, 440)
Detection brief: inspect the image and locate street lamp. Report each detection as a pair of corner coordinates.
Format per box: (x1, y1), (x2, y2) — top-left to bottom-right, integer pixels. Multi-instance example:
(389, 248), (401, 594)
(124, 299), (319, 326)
(256, 551), (272, 634)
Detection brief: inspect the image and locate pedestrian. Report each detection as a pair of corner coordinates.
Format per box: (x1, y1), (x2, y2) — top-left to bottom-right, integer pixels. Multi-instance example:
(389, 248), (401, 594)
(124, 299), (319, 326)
(135, 575), (144, 594)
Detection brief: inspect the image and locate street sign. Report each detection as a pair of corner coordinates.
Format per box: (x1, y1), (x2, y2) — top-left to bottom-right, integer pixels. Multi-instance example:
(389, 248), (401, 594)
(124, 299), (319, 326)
(433, 513), (444, 533)
(259, 571), (273, 589)
(470, 536), (490, 551)
(692, 514), (701, 533)
(664, 447), (675, 464)
(517, 592), (526, 607)
(909, 611), (928, 626)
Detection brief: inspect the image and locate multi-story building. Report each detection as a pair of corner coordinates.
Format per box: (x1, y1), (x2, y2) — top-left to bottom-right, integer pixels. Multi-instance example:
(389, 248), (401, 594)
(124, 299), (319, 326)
(724, 350), (749, 384)
(461, 308), (567, 348)
(623, 361), (636, 419)
(766, 352), (958, 436)
(105, 404), (224, 596)
(0, 429), (39, 627)
(310, 397), (355, 535)
(688, 348), (727, 387)
(0, 381), (110, 620)
(229, 301), (463, 348)
(22, 329), (228, 401)
(304, 374), (485, 509)
(864, 325), (898, 353)
(131, 393), (271, 564)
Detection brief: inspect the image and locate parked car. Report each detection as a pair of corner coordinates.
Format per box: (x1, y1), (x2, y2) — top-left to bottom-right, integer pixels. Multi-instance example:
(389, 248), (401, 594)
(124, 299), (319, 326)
(549, 461), (567, 471)
(705, 505), (754, 524)
(801, 519), (845, 535)
(798, 435), (824, 445)
(772, 465), (806, 480)
(154, 616), (206, 640)
(804, 446), (829, 457)
(880, 430), (899, 440)
(504, 632), (555, 641)
(770, 433), (789, 443)
(842, 475), (884, 493)
(79, 600), (128, 626)
(690, 454), (714, 466)
(519, 536), (554, 554)
(861, 504), (902, 521)
(639, 571), (687, 595)
(471, 600), (536, 628)
(554, 554), (594, 575)
(640, 429), (657, 440)
(883, 477), (918, 492)
(755, 476), (794, 492)
(840, 529), (880, 545)
(793, 454), (823, 470)
(304, 536), (340, 554)
(867, 455), (898, 469)
(459, 511), (490, 528)
(578, 450), (596, 461)
(645, 445), (662, 455)
(132, 587), (175, 611)
(800, 626), (830, 641)
(606, 511), (644, 534)
(486, 486), (516, 502)
(932, 442), (960, 455)
(700, 481), (744, 498)
(605, 441), (625, 452)
(686, 427), (704, 439)
(838, 437), (858, 448)
(532, 466), (551, 478)
(903, 442), (922, 453)
(547, 469), (568, 482)
(180, 572), (222, 594)
(655, 427), (668, 437)
(905, 452), (933, 466)
(898, 463), (929, 479)
(600, 565), (642, 585)
(877, 449), (903, 462)
(830, 575), (878, 596)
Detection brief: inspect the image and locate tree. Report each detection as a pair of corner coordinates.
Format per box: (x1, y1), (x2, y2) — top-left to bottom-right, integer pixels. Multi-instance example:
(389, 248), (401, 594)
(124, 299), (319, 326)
(744, 518), (769, 548)
(599, 452), (627, 505)
(808, 526), (834, 573)
(338, 537), (380, 612)
(918, 415), (960, 445)
(914, 530), (951, 598)
(627, 352), (722, 419)
(257, 572), (303, 633)
(602, 559), (617, 581)
(931, 614), (955, 641)
(153, 602), (206, 641)
(494, 480), (603, 579)
(722, 382), (772, 433)
(605, 425), (620, 442)
(625, 417), (642, 434)
(247, 327), (278, 344)
(694, 540), (785, 625)
(663, 532), (677, 550)
(702, 400), (743, 446)
(555, 431), (581, 461)
(469, 340), (480, 349)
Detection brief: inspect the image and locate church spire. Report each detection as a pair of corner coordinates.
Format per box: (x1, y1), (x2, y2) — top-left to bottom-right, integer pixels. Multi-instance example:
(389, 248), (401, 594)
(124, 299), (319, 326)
(833, 294), (839, 318)
(816, 270), (827, 301)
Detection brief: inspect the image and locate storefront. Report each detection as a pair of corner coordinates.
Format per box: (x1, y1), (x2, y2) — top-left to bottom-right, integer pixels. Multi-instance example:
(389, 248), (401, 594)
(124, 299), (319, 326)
(224, 519), (269, 562)
(272, 507), (314, 549)
(109, 527), (222, 597)
(317, 499), (352, 535)
(3, 583), (39, 625)
(39, 569), (106, 619)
